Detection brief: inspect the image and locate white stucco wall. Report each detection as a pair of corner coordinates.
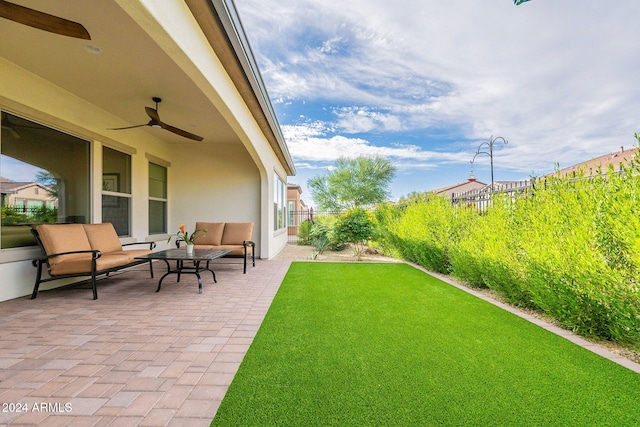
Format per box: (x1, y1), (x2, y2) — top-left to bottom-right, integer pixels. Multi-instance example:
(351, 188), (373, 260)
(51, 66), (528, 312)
(168, 143), (262, 255)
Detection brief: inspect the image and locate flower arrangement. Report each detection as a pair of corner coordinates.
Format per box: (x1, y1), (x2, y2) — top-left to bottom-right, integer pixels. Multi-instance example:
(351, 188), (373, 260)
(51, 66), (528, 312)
(167, 224), (206, 245)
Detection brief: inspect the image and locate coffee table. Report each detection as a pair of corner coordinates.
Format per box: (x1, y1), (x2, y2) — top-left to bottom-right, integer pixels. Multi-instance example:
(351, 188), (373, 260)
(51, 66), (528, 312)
(135, 248), (232, 294)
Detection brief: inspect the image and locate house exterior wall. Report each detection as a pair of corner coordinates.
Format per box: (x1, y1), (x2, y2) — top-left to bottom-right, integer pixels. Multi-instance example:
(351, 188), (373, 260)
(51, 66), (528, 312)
(0, 1), (291, 301)
(287, 186), (299, 236)
(287, 184), (309, 236)
(168, 143), (261, 246)
(1, 183), (56, 208)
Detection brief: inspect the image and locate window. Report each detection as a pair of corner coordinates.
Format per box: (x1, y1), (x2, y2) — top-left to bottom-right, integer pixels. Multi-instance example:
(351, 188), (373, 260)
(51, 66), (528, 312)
(102, 147), (131, 236)
(288, 201), (294, 226)
(274, 174), (286, 231)
(148, 162), (167, 235)
(1, 112), (89, 249)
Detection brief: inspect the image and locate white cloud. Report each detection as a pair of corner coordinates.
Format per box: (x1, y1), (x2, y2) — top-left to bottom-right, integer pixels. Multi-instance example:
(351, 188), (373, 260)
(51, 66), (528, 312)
(333, 107), (405, 133)
(237, 0), (640, 188)
(282, 123), (464, 168)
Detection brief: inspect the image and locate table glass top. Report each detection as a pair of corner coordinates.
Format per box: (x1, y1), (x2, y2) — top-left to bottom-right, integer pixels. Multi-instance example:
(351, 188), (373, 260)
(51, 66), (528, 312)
(135, 248), (232, 261)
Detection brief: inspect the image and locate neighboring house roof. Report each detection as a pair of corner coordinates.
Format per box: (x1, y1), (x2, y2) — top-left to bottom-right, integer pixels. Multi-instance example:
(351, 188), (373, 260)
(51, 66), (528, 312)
(1, 181), (36, 194)
(0, 181), (51, 195)
(551, 147), (638, 177)
(431, 179), (488, 196)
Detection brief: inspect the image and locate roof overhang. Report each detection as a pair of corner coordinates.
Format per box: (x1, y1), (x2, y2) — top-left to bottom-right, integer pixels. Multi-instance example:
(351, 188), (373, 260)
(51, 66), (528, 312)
(187, 0), (295, 175)
(0, 0), (295, 175)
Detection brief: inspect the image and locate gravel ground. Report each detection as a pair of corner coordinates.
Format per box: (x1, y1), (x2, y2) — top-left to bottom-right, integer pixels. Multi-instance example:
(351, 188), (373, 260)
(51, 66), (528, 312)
(274, 243), (401, 263)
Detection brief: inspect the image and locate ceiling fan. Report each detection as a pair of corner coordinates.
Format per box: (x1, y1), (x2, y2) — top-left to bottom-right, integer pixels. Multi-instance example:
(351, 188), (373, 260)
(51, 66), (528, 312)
(1, 111), (48, 139)
(0, 0), (91, 40)
(1, 112), (21, 139)
(109, 97), (204, 142)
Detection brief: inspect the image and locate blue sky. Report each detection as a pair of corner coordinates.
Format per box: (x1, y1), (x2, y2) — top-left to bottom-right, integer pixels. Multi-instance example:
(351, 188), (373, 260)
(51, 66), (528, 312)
(235, 0), (640, 207)
(0, 156), (43, 182)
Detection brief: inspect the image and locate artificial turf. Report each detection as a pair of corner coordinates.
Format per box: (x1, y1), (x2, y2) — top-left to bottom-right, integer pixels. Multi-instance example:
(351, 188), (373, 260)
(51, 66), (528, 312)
(212, 263), (640, 426)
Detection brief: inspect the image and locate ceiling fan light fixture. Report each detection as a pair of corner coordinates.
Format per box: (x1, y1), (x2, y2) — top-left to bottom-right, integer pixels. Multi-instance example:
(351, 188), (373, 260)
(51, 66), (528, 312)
(151, 124), (162, 129)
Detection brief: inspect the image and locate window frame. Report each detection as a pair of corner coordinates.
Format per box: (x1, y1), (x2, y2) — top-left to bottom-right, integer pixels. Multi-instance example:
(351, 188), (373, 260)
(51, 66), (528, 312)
(148, 161), (168, 235)
(274, 173), (287, 232)
(102, 146), (132, 237)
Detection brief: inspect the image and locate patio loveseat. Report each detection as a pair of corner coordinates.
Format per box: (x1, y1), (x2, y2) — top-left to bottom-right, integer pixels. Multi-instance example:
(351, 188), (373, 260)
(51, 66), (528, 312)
(176, 222), (255, 273)
(31, 223), (156, 300)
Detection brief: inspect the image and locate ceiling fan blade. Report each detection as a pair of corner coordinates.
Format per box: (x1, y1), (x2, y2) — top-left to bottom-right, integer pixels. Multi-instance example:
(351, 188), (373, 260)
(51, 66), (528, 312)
(161, 123), (204, 141)
(108, 123), (149, 130)
(0, 1), (91, 40)
(145, 106), (161, 124)
(1, 124), (21, 139)
(108, 100), (202, 140)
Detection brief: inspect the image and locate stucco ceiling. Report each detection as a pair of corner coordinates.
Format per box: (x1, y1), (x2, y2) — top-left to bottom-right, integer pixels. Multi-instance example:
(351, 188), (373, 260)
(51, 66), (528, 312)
(0, 0), (239, 145)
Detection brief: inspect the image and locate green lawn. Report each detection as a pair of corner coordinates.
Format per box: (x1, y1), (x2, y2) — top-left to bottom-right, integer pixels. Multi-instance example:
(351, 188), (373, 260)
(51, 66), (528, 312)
(212, 263), (640, 426)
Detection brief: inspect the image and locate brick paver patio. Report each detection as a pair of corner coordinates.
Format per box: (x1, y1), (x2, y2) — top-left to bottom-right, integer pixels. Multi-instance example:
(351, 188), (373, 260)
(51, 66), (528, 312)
(0, 259), (290, 426)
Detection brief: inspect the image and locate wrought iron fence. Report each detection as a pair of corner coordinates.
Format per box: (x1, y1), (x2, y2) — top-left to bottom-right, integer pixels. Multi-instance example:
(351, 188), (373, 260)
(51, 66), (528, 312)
(450, 170), (628, 212)
(450, 180), (534, 212)
(287, 209), (347, 244)
(1, 204), (58, 225)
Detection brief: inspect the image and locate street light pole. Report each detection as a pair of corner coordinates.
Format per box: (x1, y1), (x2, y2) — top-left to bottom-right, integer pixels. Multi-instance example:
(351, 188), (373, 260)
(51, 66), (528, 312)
(470, 135), (508, 191)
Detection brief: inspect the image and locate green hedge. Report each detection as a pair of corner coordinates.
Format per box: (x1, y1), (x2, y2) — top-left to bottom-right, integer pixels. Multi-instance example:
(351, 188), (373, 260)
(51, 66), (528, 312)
(376, 161), (640, 346)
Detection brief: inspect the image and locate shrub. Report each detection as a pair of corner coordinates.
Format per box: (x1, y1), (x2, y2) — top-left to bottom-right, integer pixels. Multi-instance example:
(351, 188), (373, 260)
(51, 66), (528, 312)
(376, 194), (475, 273)
(309, 220), (331, 256)
(1, 205), (57, 225)
(1, 206), (29, 225)
(376, 148), (640, 346)
(297, 220), (314, 245)
(334, 208), (377, 260)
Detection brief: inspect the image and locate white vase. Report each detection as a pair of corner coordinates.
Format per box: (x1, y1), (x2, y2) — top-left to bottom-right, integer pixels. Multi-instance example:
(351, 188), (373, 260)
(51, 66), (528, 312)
(186, 244), (194, 255)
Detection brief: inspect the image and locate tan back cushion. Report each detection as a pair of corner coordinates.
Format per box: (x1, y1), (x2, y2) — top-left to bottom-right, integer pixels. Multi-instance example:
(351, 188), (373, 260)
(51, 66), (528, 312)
(36, 224), (92, 265)
(221, 222), (253, 245)
(83, 223), (122, 253)
(194, 222), (224, 246)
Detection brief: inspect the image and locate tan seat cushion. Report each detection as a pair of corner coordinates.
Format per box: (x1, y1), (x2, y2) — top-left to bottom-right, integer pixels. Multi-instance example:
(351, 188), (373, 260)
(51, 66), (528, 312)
(83, 223), (122, 253)
(217, 245), (248, 257)
(193, 244), (249, 257)
(221, 222), (253, 245)
(37, 224), (92, 266)
(49, 253), (131, 276)
(194, 222), (224, 246)
(110, 249), (152, 263)
(192, 245), (218, 250)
